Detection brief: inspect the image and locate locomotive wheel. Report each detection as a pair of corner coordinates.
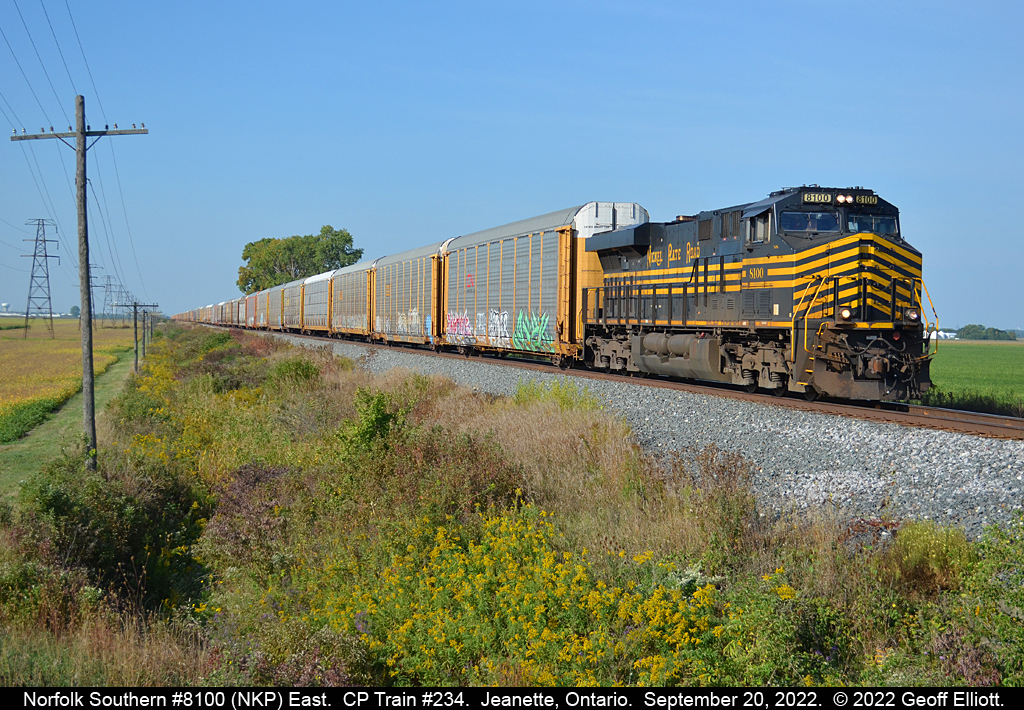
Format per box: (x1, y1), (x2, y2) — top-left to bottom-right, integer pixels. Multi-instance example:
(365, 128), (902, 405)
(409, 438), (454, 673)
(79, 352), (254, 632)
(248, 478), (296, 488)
(803, 386), (819, 402)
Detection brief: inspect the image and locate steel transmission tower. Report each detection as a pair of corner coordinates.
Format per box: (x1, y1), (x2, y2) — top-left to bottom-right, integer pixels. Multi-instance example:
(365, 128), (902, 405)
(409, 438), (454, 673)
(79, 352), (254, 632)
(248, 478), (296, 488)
(22, 219), (60, 338)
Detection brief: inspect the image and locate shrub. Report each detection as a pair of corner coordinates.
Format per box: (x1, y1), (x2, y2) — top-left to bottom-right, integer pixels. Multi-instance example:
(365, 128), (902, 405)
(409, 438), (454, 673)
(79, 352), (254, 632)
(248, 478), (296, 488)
(18, 446), (211, 609)
(889, 521), (975, 593)
(270, 357), (321, 389)
(345, 389), (405, 451)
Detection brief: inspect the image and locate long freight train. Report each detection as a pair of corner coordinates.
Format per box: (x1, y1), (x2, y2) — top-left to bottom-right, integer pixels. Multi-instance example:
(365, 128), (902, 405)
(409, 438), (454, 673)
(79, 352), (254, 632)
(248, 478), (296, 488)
(175, 188), (937, 402)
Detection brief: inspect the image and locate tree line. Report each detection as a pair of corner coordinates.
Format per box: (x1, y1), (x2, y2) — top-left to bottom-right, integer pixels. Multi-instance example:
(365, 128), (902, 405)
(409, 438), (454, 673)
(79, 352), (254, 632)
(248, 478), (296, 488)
(956, 324), (1017, 341)
(237, 225), (363, 294)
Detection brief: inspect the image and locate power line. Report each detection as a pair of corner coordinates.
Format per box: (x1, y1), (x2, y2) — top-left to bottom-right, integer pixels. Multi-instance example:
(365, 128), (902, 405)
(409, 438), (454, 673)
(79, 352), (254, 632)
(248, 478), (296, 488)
(25, 143), (62, 229)
(0, 216), (32, 233)
(106, 141), (147, 298)
(88, 179), (126, 286)
(0, 32), (76, 284)
(12, 0), (71, 125)
(89, 156), (129, 290)
(39, 0), (77, 95)
(63, 0), (104, 120)
(51, 139), (79, 268)
(1, 261), (30, 273)
(0, 88), (26, 129)
(0, 22), (54, 125)
(23, 142), (78, 284)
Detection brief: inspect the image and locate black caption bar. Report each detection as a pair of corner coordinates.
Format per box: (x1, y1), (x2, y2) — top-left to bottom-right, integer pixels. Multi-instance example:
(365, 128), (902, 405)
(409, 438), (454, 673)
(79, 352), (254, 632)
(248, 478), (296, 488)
(8, 688), (1020, 710)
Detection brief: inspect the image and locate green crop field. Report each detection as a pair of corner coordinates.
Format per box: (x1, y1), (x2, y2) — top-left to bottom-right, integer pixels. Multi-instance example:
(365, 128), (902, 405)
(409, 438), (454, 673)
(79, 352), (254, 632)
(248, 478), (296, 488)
(922, 340), (1024, 416)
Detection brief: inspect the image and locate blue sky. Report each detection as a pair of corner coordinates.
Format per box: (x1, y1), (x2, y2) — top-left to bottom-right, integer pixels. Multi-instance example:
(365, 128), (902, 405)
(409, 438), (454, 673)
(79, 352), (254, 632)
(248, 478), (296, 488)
(1, 0), (1021, 329)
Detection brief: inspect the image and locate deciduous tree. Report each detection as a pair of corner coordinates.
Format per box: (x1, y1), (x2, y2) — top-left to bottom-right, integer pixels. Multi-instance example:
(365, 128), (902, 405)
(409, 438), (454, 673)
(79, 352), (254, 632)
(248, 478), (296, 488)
(237, 226), (362, 294)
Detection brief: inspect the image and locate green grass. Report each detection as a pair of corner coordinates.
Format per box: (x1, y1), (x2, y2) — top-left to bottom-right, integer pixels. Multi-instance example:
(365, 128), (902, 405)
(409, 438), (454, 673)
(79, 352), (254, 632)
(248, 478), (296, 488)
(512, 378), (601, 411)
(0, 355), (134, 498)
(0, 324), (26, 331)
(921, 340), (1024, 417)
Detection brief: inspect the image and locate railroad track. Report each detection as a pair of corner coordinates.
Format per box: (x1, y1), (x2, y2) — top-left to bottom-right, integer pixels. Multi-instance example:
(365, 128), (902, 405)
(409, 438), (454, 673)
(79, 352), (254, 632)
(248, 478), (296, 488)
(238, 327), (1024, 441)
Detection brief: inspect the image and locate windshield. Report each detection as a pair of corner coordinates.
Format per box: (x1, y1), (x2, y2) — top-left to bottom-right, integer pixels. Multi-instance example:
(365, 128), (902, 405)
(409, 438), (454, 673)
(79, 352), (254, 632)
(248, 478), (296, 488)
(780, 211), (840, 233)
(847, 213), (898, 235)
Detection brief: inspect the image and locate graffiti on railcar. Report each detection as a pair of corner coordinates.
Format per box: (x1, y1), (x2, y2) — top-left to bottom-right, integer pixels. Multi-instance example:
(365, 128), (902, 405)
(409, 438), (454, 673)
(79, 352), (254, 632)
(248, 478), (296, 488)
(512, 311), (553, 352)
(487, 309), (511, 348)
(335, 315), (367, 331)
(446, 311), (475, 345)
(396, 308), (422, 335)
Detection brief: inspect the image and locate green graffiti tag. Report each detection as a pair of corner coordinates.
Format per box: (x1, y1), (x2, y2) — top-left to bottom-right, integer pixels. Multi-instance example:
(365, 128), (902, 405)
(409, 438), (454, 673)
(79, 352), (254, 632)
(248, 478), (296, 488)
(512, 311), (554, 352)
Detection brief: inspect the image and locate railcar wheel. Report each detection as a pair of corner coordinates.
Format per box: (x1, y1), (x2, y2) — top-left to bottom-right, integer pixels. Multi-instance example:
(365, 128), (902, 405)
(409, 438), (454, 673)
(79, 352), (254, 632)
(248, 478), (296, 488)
(744, 381), (758, 394)
(772, 384), (787, 397)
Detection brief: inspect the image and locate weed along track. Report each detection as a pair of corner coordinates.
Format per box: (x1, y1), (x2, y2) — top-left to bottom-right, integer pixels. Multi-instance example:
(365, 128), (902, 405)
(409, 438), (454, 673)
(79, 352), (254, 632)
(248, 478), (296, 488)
(216, 325), (1024, 541)
(5, 322), (1023, 686)
(244, 326), (1024, 441)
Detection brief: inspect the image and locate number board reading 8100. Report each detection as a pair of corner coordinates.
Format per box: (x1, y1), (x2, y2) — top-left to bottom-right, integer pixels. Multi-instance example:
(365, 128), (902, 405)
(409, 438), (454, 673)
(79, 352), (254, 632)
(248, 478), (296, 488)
(803, 193), (832, 204)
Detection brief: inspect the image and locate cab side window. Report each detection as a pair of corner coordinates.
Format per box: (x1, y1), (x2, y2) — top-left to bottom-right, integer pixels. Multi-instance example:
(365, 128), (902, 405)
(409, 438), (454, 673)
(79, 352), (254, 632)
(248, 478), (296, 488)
(748, 212), (770, 244)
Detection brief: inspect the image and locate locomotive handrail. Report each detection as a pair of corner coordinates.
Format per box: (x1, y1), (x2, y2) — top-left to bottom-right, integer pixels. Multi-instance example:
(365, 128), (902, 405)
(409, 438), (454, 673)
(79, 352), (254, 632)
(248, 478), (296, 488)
(791, 275), (824, 362)
(917, 279), (940, 358)
(803, 278), (829, 358)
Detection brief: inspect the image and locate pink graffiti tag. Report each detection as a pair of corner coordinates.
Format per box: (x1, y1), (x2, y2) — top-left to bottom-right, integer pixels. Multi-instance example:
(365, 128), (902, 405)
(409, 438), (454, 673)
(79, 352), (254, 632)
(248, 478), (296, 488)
(446, 311), (473, 335)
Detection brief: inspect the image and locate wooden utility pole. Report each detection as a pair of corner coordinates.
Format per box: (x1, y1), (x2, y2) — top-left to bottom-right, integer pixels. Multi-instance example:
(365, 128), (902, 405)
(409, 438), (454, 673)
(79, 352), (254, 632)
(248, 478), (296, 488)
(11, 96), (148, 470)
(117, 301), (159, 373)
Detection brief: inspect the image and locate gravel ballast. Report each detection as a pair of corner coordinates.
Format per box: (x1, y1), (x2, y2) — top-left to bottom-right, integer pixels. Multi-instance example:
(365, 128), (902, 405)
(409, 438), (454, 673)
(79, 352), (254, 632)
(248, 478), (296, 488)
(271, 333), (1024, 538)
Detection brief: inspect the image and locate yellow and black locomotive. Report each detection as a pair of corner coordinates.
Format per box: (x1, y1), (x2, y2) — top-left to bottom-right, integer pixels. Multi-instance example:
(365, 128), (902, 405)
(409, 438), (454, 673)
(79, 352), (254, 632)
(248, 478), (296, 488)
(582, 186), (935, 401)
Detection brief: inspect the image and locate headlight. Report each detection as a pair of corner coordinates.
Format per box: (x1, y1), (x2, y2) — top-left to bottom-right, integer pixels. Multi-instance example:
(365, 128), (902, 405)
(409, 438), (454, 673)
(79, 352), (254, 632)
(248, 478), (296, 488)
(906, 309), (920, 322)
(839, 307), (853, 320)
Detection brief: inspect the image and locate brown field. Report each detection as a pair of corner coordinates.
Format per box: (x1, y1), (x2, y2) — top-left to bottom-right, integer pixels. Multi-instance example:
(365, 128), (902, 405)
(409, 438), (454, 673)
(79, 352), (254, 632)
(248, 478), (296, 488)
(0, 319), (134, 415)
